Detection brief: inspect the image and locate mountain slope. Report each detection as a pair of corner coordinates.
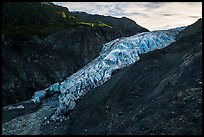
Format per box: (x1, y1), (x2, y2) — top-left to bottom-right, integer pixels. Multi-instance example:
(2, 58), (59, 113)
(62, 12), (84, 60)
(2, 2), (148, 38)
(70, 11), (148, 37)
(64, 19), (202, 135)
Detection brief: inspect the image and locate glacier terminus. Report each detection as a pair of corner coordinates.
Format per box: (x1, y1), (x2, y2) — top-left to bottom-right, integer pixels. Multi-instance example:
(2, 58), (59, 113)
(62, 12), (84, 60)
(29, 26), (186, 121)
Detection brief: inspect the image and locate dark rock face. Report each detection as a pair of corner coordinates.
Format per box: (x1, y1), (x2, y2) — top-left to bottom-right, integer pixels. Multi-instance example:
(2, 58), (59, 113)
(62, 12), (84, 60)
(42, 25), (127, 67)
(64, 19), (202, 135)
(2, 40), (78, 106)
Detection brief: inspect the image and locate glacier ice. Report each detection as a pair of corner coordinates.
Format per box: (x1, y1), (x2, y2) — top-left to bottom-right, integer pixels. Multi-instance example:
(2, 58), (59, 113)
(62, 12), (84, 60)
(31, 26), (185, 121)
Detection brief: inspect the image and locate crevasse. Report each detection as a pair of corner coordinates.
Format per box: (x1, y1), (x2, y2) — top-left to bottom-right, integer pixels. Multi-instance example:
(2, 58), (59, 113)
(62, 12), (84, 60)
(32, 26), (185, 121)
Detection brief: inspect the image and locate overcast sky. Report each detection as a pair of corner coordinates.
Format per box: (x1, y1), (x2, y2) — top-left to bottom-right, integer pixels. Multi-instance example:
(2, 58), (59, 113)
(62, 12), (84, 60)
(53, 2), (202, 31)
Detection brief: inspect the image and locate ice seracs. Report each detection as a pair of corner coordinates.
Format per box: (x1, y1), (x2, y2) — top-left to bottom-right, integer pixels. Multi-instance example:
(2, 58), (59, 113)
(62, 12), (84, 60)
(31, 26), (185, 121)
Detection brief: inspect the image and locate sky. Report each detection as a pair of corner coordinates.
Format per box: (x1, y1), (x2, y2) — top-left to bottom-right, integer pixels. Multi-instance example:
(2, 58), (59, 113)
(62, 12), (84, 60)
(53, 2), (202, 31)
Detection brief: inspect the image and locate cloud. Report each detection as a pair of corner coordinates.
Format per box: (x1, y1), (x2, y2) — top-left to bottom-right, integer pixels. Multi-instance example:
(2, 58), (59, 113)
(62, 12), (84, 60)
(162, 13), (173, 17)
(189, 15), (201, 18)
(54, 2), (202, 31)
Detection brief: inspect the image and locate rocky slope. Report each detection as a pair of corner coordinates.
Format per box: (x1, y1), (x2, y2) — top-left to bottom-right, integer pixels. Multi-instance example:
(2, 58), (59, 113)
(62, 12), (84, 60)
(2, 19), (202, 135)
(2, 2), (148, 106)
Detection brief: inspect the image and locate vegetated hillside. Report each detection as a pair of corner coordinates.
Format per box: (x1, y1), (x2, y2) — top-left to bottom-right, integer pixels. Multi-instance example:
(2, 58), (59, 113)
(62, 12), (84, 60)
(2, 2), (148, 39)
(64, 19), (202, 135)
(2, 2), (71, 26)
(2, 2), (74, 38)
(70, 11), (148, 37)
(2, 2), (148, 106)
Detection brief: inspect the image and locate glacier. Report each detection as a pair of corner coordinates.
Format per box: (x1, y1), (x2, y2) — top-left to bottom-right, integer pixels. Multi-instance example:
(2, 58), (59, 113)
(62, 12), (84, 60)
(31, 26), (186, 121)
